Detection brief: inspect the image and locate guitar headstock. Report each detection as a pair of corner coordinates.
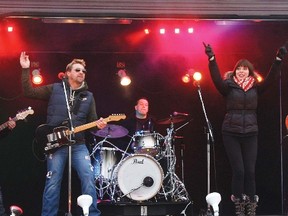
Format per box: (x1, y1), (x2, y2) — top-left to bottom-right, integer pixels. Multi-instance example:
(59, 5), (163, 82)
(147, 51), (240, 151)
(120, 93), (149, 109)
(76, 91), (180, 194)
(106, 114), (126, 122)
(15, 107), (34, 120)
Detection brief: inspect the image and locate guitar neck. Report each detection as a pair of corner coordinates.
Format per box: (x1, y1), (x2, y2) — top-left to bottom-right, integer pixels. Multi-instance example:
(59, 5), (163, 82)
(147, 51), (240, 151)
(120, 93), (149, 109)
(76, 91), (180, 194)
(73, 116), (110, 134)
(0, 116), (17, 132)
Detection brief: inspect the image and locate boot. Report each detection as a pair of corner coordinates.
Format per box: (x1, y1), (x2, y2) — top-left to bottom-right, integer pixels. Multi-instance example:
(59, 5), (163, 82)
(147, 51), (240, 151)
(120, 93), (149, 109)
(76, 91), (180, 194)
(231, 194), (247, 216)
(246, 195), (259, 216)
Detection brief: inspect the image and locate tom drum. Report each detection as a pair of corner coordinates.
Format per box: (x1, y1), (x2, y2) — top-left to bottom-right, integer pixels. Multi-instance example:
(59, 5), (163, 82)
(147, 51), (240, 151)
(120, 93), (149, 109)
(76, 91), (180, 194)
(133, 131), (160, 157)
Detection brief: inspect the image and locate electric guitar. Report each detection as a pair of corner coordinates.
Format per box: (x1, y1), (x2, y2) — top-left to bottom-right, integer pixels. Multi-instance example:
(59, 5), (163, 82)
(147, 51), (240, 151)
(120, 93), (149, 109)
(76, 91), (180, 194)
(35, 114), (126, 153)
(0, 107), (34, 131)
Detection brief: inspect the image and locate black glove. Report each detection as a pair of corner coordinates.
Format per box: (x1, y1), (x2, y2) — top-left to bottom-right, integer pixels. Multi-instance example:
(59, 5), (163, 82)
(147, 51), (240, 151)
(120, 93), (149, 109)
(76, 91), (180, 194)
(203, 42), (215, 60)
(276, 46), (288, 60)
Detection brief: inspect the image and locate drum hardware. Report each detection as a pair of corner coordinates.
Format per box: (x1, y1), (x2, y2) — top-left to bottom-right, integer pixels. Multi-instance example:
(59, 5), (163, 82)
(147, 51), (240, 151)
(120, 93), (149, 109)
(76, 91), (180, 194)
(174, 119), (193, 184)
(157, 117), (191, 202)
(91, 137), (110, 200)
(90, 116), (192, 203)
(90, 135), (131, 201)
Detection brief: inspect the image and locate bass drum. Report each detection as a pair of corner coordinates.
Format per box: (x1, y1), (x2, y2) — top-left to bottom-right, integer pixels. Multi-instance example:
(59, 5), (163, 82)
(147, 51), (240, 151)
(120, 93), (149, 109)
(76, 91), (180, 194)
(114, 154), (164, 201)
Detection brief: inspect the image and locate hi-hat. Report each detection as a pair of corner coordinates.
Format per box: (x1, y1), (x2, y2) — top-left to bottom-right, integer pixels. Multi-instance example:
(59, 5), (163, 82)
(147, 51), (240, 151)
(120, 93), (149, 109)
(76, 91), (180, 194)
(91, 124), (128, 138)
(156, 116), (186, 125)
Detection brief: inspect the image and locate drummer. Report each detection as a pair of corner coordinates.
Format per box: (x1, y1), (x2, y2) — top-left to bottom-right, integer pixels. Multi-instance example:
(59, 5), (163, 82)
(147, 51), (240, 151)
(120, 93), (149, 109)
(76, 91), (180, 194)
(91, 97), (157, 181)
(117, 97), (157, 153)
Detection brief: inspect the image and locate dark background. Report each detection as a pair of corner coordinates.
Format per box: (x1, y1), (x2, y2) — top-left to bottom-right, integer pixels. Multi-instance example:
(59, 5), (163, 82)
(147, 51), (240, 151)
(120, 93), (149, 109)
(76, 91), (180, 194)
(0, 19), (288, 215)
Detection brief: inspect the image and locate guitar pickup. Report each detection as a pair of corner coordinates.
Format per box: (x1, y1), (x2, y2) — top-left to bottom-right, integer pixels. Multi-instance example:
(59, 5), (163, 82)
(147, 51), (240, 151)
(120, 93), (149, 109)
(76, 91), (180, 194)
(47, 133), (58, 143)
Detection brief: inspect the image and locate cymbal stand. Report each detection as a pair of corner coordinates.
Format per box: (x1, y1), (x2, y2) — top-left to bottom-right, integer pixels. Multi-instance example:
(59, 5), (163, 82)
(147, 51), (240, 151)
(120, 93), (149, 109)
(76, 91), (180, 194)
(158, 120), (190, 202)
(175, 119), (193, 184)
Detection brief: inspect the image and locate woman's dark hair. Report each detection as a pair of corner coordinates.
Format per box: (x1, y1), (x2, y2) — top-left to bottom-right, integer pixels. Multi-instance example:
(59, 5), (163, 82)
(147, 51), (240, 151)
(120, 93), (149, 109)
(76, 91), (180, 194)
(233, 59), (255, 77)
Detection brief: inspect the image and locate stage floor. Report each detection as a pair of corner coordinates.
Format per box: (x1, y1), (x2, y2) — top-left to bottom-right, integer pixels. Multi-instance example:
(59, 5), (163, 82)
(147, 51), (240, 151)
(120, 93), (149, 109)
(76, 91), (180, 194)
(98, 201), (285, 216)
(98, 200), (193, 216)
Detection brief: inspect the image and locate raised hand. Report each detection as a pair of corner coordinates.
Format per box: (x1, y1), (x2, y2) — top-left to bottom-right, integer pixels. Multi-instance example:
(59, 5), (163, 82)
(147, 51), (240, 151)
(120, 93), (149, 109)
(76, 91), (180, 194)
(203, 42), (215, 59)
(20, 51), (30, 68)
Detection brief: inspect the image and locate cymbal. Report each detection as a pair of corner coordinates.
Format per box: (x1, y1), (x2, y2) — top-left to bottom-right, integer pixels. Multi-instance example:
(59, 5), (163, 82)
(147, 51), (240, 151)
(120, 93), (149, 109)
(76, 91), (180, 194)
(91, 124), (128, 138)
(156, 116), (186, 125)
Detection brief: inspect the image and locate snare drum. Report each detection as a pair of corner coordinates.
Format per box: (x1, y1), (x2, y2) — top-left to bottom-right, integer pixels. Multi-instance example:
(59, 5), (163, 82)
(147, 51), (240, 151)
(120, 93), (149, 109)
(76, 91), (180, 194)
(92, 147), (120, 180)
(133, 131), (160, 156)
(113, 154), (164, 201)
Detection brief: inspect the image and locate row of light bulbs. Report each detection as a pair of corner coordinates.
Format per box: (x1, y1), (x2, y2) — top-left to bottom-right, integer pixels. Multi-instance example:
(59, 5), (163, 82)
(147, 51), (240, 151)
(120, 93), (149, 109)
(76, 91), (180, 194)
(32, 68), (203, 86)
(144, 27), (194, 35)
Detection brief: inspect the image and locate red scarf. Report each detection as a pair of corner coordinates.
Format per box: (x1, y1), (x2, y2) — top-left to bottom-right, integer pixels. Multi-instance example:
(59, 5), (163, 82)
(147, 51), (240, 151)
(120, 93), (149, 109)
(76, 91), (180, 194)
(233, 76), (255, 92)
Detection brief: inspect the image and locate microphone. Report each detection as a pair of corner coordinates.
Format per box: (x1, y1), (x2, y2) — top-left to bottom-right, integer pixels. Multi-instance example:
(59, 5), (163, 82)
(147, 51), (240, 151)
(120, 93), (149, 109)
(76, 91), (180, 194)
(173, 111), (189, 116)
(143, 176), (154, 187)
(57, 72), (66, 79)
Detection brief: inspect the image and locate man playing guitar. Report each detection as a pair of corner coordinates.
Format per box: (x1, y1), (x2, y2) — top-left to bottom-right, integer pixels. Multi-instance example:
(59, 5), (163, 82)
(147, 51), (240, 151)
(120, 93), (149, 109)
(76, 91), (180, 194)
(20, 52), (106, 216)
(0, 117), (15, 216)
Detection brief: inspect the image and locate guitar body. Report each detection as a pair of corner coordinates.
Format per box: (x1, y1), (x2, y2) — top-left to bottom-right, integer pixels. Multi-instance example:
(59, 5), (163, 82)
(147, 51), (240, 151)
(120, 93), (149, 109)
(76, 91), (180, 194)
(35, 114), (126, 155)
(35, 124), (71, 154)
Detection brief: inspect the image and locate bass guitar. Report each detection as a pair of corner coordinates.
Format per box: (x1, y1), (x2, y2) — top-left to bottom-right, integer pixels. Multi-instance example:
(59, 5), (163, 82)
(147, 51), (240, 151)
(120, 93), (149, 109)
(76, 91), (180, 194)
(0, 107), (34, 131)
(35, 114), (126, 153)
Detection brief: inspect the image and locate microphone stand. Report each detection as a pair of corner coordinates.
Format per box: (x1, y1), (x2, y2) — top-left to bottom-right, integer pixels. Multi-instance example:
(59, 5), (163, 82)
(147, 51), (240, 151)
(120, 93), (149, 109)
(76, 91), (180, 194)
(195, 82), (214, 216)
(62, 78), (75, 216)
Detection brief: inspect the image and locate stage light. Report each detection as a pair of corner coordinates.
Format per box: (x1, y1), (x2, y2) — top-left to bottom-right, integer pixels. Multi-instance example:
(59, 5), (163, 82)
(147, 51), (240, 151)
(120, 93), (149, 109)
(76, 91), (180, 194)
(117, 69), (131, 86)
(32, 69), (43, 85)
(254, 72), (263, 82)
(188, 28), (194, 34)
(256, 76), (263, 82)
(160, 28), (165, 34)
(7, 26), (13, 32)
(144, 28), (150, 34)
(206, 192), (221, 216)
(174, 28), (180, 34)
(193, 72), (202, 81)
(182, 74), (191, 83)
(77, 194), (92, 216)
(182, 69), (195, 84)
(120, 76), (131, 86)
(192, 72), (202, 87)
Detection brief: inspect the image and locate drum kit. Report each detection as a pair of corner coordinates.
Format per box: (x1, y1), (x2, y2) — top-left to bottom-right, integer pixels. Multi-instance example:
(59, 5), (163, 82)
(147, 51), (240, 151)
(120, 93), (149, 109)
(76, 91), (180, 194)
(90, 114), (191, 203)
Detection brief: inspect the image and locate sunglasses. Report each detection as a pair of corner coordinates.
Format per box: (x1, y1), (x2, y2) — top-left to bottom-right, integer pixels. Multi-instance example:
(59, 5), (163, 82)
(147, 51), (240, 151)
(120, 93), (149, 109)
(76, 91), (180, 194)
(75, 68), (87, 73)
